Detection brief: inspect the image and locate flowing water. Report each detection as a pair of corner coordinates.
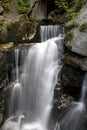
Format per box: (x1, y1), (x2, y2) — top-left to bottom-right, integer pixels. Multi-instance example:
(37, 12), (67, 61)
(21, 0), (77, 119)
(1, 26), (64, 130)
(40, 25), (65, 42)
(80, 73), (87, 102)
(56, 73), (87, 130)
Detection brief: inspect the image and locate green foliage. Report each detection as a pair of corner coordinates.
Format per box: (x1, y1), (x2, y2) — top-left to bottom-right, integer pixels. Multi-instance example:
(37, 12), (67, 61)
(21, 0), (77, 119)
(17, 0), (29, 13)
(73, 0), (84, 12)
(6, 22), (13, 30)
(65, 31), (73, 43)
(2, 0), (10, 11)
(65, 20), (78, 30)
(79, 22), (87, 32)
(55, 0), (85, 20)
(55, 0), (68, 12)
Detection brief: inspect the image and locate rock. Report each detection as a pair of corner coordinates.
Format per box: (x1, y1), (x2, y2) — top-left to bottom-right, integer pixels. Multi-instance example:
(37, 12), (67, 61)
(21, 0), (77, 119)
(0, 15), (38, 44)
(61, 65), (85, 88)
(62, 52), (87, 71)
(64, 28), (87, 57)
(0, 6), (4, 15)
(76, 2), (87, 24)
(0, 51), (12, 83)
(10, 20), (38, 43)
(64, 3), (87, 57)
(48, 10), (66, 24)
(28, 0), (47, 21)
(0, 113), (3, 126)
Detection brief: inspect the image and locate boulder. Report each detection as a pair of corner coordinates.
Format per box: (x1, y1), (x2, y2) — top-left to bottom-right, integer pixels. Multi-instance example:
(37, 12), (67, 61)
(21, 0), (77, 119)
(64, 28), (87, 57)
(62, 52), (87, 71)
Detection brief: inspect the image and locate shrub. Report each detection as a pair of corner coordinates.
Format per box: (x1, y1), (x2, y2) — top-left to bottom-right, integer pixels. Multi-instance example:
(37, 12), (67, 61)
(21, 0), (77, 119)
(17, 0), (29, 13)
(79, 22), (87, 32)
(55, 0), (85, 20)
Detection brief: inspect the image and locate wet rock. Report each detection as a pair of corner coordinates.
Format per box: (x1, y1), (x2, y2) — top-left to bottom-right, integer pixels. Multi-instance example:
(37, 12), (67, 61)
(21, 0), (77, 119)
(61, 65), (85, 88)
(0, 113), (3, 126)
(62, 52), (87, 71)
(58, 94), (73, 110)
(0, 48), (14, 120)
(0, 51), (13, 83)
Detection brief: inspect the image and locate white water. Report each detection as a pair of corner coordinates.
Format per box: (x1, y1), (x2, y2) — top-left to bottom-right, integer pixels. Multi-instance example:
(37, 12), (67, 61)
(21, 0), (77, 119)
(2, 26), (64, 130)
(15, 49), (19, 83)
(80, 73), (87, 102)
(40, 25), (65, 42)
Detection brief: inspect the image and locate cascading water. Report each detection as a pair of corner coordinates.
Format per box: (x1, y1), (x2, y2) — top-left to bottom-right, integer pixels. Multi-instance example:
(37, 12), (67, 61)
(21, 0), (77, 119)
(56, 73), (87, 130)
(1, 26), (64, 130)
(8, 49), (22, 116)
(80, 73), (87, 102)
(15, 49), (19, 83)
(40, 25), (65, 42)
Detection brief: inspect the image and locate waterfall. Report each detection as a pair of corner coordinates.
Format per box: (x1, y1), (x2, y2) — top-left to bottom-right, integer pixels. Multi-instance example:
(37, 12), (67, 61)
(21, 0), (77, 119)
(40, 25), (65, 42)
(2, 25), (64, 130)
(80, 73), (87, 102)
(15, 49), (19, 83)
(8, 49), (22, 116)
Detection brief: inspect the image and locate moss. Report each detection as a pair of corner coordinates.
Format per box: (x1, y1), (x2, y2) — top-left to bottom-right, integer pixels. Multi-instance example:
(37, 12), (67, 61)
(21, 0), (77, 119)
(0, 25), (7, 34)
(65, 19), (78, 30)
(6, 22), (13, 30)
(2, 1), (10, 11)
(79, 22), (87, 32)
(17, 0), (29, 13)
(64, 31), (73, 43)
(55, 0), (68, 13)
(0, 16), (5, 25)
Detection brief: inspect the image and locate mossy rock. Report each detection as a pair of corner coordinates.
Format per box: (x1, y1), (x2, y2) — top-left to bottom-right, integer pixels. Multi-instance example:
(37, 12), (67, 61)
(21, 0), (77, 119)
(79, 22), (87, 32)
(65, 19), (78, 30)
(0, 18), (37, 44)
(64, 31), (73, 46)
